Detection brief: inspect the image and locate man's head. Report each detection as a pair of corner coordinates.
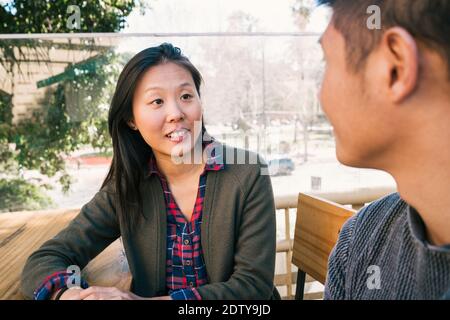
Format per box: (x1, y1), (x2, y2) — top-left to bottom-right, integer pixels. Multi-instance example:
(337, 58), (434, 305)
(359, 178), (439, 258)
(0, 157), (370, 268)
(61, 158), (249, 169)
(318, 0), (450, 170)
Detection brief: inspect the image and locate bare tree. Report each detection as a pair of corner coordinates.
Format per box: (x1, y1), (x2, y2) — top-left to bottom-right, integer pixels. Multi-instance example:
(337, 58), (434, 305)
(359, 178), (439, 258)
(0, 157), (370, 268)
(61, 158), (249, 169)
(197, 11), (263, 126)
(287, 0), (323, 162)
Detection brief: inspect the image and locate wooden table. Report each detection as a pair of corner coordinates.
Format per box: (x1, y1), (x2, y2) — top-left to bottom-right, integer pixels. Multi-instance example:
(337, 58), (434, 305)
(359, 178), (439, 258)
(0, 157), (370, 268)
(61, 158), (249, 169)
(0, 209), (131, 299)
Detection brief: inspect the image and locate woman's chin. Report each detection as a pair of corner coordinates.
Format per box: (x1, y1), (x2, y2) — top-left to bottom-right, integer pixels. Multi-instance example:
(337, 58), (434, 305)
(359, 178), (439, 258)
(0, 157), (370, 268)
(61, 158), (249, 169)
(168, 142), (198, 164)
(153, 135), (201, 164)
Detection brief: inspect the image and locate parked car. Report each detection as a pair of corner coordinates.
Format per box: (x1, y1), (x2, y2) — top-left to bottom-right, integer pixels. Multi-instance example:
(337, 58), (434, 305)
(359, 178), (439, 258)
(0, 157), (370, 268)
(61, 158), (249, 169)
(267, 155), (295, 176)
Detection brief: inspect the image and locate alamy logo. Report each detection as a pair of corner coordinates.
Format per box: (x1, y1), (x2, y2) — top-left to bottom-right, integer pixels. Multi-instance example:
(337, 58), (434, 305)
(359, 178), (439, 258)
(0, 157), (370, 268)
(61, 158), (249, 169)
(66, 5), (81, 30)
(169, 121), (276, 175)
(366, 5), (381, 30)
(66, 265), (81, 288)
(366, 265), (381, 290)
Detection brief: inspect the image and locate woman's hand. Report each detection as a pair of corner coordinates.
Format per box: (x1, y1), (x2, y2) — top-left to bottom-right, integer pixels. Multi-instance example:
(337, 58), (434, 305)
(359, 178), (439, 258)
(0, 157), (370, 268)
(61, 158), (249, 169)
(56, 286), (173, 300)
(54, 287), (84, 300)
(69, 286), (146, 300)
(147, 295), (172, 300)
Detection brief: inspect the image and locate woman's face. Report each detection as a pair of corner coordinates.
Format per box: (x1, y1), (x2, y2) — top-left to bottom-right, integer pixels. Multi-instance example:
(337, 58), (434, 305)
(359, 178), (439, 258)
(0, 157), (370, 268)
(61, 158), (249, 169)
(130, 62), (203, 160)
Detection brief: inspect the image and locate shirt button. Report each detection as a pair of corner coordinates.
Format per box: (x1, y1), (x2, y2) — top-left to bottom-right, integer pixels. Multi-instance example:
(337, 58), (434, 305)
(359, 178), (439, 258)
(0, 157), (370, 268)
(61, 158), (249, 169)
(185, 260), (191, 266)
(184, 239), (190, 245)
(189, 282), (194, 287)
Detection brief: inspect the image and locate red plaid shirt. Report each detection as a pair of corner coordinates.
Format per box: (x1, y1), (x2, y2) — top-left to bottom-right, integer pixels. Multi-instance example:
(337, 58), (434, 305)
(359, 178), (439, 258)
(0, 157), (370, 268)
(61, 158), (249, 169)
(148, 144), (224, 300)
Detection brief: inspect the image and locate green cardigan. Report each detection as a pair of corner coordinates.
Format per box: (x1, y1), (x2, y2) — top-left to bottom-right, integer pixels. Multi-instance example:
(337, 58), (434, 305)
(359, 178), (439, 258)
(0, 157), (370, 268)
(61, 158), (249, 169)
(21, 145), (279, 300)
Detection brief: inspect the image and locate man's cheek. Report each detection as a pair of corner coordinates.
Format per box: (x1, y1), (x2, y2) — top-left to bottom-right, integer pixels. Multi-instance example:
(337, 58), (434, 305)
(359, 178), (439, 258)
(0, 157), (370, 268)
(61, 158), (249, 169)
(318, 80), (326, 109)
(319, 79), (332, 116)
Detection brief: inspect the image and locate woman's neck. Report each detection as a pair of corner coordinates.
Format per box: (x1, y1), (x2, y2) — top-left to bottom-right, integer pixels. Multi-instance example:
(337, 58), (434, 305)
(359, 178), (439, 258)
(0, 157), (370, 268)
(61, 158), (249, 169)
(153, 151), (205, 181)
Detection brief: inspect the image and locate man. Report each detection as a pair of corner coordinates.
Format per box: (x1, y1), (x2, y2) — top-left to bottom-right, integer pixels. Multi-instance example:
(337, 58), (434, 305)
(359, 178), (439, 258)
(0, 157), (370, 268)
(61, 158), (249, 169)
(317, 0), (450, 299)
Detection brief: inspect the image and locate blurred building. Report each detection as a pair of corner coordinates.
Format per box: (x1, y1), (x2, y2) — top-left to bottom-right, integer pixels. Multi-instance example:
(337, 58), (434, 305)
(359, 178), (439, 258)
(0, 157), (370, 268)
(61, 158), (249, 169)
(0, 37), (117, 123)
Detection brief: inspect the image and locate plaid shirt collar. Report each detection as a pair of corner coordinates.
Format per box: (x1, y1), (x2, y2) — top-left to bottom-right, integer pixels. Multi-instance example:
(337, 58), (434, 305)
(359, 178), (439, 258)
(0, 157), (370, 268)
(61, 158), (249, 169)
(147, 141), (224, 178)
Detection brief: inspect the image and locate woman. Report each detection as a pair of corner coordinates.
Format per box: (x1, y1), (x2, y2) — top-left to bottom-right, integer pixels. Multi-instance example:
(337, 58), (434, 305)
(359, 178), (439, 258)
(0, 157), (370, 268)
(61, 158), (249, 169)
(21, 43), (278, 300)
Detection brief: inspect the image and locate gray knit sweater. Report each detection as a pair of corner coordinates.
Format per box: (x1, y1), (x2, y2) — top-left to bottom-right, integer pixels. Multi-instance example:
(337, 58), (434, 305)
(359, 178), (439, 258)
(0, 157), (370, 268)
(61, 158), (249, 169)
(324, 193), (450, 300)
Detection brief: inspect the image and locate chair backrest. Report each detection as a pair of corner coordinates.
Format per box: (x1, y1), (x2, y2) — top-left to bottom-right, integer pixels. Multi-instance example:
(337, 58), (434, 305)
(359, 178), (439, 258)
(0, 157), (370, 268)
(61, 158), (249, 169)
(292, 193), (356, 284)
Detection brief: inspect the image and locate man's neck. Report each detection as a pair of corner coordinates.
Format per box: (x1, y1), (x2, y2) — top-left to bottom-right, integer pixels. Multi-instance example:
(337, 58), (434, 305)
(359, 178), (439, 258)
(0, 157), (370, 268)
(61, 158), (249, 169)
(388, 132), (450, 246)
(399, 175), (450, 246)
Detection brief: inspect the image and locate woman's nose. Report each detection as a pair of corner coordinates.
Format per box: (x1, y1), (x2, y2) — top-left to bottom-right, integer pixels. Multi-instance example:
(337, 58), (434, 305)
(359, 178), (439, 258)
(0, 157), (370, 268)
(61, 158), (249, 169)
(166, 101), (185, 122)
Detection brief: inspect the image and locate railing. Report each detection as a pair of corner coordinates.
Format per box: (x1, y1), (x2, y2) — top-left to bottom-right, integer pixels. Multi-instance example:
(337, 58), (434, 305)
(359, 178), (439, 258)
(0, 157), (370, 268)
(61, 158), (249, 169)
(274, 185), (397, 299)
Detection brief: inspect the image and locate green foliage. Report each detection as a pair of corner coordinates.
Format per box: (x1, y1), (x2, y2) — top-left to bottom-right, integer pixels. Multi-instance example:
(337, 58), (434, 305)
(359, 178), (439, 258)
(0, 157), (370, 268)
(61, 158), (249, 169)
(0, 0), (140, 211)
(0, 0), (141, 33)
(0, 91), (12, 124)
(0, 178), (53, 213)
(0, 92), (15, 173)
(0, 1), (142, 74)
(12, 51), (123, 192)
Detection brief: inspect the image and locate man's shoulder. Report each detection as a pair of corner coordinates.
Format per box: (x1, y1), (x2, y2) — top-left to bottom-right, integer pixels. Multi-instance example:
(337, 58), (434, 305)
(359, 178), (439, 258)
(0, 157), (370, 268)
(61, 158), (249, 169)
(344, 192), (408, 248)
(353, 192), (407, 228)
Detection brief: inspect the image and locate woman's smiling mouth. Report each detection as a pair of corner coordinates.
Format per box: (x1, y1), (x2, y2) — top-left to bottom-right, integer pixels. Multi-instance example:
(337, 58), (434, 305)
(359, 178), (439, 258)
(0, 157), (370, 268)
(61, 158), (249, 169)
(166, 128), (190, 143)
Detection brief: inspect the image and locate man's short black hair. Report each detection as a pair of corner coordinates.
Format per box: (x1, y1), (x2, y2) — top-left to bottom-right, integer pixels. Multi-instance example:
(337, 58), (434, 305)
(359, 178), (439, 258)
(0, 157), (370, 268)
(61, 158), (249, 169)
(318, 0), (450, 76)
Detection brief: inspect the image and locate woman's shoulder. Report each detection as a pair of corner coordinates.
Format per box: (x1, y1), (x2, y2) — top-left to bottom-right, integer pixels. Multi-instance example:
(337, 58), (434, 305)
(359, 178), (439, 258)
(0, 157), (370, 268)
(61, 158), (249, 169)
(214, 143), (268, 173)
(208, 143), (270, 194)
(99, 178), (117, 195)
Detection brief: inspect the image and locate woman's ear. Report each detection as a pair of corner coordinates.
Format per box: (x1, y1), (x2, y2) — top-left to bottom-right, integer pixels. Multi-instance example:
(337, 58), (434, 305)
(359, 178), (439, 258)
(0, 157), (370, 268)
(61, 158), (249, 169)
(127, 120), (138, 131)
(382, 27), (419, 103)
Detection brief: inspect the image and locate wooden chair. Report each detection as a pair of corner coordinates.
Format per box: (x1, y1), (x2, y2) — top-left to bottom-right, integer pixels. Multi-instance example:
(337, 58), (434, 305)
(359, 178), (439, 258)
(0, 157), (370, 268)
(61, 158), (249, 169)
(292, 193), (355, 300)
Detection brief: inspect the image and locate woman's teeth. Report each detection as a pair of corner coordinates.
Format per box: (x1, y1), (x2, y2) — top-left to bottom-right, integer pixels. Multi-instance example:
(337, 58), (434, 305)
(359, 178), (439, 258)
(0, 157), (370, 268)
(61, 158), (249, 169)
(167, 130), (188, 142)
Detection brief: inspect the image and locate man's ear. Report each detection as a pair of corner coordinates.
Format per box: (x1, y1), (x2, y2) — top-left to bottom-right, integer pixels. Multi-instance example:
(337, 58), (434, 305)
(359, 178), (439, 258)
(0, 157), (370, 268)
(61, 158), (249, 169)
(382, 27), (419, 103)
(127, 120), (138, 130)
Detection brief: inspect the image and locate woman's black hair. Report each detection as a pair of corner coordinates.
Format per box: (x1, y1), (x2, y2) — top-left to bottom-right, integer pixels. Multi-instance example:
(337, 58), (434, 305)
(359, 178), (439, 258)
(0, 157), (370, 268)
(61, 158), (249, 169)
(101, 43), (205, 231)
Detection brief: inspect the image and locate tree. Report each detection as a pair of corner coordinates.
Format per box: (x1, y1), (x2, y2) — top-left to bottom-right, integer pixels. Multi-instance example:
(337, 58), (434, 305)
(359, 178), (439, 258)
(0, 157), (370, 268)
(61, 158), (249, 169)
(0, 1), (142, 212)
(199, 11), (263, 126)
(292, 0), (314, 30)
(288, 0), (323, 162)
(0, 1), (142, 33)
(0, 1), (143, 84)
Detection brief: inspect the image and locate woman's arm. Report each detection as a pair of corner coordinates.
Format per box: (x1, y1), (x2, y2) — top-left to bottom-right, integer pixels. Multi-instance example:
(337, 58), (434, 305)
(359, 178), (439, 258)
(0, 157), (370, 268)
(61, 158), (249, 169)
(20, 188), (121, 300)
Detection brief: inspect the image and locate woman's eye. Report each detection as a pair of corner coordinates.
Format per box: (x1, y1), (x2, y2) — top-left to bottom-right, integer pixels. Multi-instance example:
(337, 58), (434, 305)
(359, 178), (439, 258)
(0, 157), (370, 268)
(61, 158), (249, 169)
(181, 94), (193, 101)
(151, 98), (163, 106)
